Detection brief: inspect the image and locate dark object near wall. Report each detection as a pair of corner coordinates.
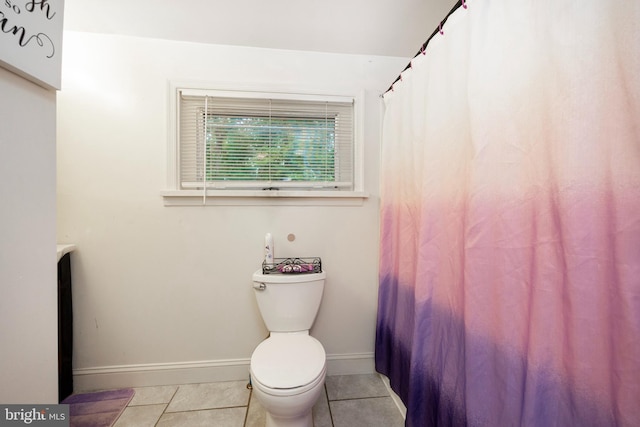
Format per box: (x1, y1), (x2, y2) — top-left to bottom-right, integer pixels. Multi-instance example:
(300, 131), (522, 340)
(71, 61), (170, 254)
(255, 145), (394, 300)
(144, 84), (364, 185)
(58, 253), (73, 402)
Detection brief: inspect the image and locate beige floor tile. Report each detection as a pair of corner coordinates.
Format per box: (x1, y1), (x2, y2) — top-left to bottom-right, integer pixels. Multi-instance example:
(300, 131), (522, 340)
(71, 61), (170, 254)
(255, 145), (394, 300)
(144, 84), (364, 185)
(157, 407), (246, 427)
(166, 381), (250, 412)
(113, 404), (166, 427)
(330, 397), (404, 427)
(111, 374), (407, 427)
(129, 385), (177, 406)
(325, 374), (389, 401)
(244, 391), (266, 427)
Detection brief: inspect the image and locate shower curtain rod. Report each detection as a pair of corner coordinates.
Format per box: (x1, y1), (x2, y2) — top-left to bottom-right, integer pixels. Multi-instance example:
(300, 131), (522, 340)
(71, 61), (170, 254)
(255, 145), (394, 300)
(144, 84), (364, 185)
(383, 0), (467, 95)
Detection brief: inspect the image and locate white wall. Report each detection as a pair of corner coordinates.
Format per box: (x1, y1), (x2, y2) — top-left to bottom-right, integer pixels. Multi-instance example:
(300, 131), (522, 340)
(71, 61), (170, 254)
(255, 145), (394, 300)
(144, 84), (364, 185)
(0, 67), (58, 403)
(57, 31), (407, 390)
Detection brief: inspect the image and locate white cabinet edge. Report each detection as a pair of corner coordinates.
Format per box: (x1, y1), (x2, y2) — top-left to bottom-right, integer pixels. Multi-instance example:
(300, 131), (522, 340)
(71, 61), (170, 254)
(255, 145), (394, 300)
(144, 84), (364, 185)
(57, 244), (76, 262)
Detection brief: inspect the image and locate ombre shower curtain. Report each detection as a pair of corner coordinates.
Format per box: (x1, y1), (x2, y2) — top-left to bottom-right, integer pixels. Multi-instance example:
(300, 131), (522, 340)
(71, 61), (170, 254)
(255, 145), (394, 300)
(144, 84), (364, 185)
(376, 1), (640, 426)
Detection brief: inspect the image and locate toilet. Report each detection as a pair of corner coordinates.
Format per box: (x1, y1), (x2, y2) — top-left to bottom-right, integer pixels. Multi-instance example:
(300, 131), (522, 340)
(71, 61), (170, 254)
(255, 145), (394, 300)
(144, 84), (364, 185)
(250, 269), (327, 427)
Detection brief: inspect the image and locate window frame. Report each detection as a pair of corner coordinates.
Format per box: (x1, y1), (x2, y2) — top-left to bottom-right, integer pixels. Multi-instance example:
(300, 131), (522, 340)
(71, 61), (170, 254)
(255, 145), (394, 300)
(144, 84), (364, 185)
(163, 82), (367, 206)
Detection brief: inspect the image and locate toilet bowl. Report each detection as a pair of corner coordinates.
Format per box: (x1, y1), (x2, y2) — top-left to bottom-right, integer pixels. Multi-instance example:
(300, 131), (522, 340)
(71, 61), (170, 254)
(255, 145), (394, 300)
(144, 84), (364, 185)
(250, 333), (326, 427)
(250, 269), (327, 427)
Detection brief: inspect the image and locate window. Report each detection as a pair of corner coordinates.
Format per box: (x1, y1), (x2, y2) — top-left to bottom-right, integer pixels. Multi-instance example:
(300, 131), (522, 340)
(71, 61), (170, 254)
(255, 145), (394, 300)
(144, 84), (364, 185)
(174, 89), (358, 196)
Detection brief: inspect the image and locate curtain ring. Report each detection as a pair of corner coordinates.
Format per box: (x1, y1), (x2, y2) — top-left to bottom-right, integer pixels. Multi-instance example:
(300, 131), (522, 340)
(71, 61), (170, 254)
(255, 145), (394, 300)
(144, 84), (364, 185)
(461, 0), (467, 9)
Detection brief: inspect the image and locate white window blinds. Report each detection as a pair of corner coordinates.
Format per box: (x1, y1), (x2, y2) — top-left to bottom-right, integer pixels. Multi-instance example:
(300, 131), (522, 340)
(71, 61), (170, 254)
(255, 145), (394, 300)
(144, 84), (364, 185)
(178, 90), (355, 190)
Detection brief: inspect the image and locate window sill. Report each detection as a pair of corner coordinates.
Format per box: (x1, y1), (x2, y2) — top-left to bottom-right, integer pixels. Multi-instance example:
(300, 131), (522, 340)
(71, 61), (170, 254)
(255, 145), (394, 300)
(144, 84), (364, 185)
(161, 190), (369, 206)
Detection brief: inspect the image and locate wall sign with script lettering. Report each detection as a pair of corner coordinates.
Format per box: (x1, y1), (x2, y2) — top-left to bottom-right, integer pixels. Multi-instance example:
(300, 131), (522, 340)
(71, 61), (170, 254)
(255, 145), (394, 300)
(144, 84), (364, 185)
(0, 0), (64, 90)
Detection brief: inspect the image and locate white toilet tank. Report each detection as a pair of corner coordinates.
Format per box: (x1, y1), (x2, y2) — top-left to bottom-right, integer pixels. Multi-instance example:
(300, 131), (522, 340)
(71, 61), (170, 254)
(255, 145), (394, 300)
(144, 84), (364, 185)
(252, 270), (326, 333)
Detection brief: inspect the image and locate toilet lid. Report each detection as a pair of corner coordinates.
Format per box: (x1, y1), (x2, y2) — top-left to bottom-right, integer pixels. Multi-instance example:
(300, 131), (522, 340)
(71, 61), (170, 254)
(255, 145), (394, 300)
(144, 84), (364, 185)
(251, 334), (326, 389)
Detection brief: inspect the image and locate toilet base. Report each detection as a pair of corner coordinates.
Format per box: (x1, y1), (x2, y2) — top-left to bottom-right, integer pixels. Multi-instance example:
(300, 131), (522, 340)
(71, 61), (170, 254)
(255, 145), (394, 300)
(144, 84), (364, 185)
(251, 367), (325, 427)
(266, 410), (312, 427)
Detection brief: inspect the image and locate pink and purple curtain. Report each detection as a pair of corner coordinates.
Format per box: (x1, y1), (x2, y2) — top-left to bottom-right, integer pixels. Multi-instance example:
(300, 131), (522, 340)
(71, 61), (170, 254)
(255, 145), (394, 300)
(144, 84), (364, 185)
(376, 1), (640, 426)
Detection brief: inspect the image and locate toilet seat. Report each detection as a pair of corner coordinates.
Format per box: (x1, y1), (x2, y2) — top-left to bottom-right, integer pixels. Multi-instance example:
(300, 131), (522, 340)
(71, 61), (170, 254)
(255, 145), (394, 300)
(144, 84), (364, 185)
(250, 333), (326, 394)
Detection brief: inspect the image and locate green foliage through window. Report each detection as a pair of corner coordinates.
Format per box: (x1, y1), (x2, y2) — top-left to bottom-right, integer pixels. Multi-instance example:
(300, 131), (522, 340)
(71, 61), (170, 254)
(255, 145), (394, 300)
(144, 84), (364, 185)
(205, 115), (336, 183)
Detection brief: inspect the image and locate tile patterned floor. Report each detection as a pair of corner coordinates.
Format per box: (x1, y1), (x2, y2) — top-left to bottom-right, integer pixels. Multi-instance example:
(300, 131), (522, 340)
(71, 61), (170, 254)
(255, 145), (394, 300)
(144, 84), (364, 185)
(112, 373), (404, 427)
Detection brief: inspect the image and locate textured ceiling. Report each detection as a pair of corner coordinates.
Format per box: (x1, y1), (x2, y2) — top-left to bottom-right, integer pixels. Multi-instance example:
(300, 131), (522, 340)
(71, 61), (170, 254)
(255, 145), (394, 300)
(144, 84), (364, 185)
(63, 0), (457, 58)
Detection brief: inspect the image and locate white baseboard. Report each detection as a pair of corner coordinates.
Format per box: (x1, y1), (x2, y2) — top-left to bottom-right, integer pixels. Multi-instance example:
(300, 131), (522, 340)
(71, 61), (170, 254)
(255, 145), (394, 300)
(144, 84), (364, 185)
(326, 352), (375, 375)
(73, 352), (375, 392)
